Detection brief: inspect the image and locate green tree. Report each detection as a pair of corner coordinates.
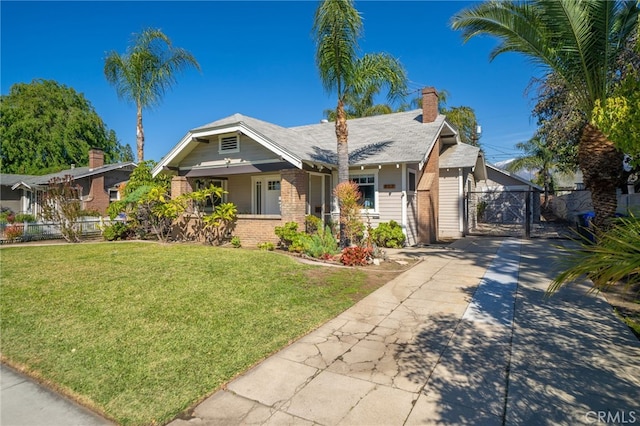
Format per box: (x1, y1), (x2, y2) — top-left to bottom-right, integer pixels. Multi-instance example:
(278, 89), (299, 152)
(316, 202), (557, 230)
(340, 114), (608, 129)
(452, 0), (639, 227)
(312, 0), (407, 245)
(104, 28), (200, 162)
(441, 106), (480, 146)
(507, 136), (570, 207)
(0, 79), (132, 175)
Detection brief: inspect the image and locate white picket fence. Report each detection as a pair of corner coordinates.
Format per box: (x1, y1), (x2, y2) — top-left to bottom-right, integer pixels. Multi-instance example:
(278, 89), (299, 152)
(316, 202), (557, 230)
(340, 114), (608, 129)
(0, 217), (118, 244)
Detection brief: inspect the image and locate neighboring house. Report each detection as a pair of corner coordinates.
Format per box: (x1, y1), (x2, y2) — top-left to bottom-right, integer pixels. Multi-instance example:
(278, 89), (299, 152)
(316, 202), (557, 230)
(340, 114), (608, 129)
(1, 149), (136, 217)
(152, 88), (487, 246)
(475, 163), (543, 224)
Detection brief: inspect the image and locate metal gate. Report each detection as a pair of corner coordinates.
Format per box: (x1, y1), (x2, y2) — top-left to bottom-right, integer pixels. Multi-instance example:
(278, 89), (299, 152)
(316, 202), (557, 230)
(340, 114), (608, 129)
(466, 190), (530, 237)
(466, 190), (572, 238)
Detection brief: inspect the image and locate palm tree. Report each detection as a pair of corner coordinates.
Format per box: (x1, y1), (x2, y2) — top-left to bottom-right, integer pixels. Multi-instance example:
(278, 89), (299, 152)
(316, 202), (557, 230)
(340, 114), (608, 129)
(312, 0), (407, 185)
(104, 28), (200, 162)
(507, 136), (563, 207)
(452, 0), (639, 227)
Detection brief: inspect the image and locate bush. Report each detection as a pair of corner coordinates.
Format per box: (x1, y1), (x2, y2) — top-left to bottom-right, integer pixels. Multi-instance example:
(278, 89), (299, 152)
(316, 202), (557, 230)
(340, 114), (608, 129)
(3, 224), (24, 242)
(305, 215), (323, 234)
(231, 236), (241, 248)
(14, 213), (37, 223)
(305, 226), (339, 259)
(257, 241), (275, 251)
(275, 222), (299, 249)
(102, 222), (133, 241)
(370, 220), (406, 248)
(340, 246), (372, 266)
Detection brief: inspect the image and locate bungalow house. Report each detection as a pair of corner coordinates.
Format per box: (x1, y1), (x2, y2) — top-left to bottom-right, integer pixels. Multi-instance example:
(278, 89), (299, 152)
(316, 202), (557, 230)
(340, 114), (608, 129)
(1, 149), (136, 217)
(152, 88), (487, 246)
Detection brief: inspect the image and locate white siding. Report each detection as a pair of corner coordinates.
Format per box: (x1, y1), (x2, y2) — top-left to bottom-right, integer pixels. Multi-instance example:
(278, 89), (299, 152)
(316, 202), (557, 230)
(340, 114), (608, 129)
(439, 169), (462, 239)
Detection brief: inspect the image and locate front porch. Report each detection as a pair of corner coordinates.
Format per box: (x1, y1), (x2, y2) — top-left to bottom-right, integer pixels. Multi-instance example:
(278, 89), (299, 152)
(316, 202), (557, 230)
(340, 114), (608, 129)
(170, 168), (332, 246)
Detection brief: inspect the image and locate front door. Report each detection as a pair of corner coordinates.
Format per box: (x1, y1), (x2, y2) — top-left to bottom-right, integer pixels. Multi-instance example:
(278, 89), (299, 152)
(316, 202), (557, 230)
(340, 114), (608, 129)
(252, 175), (281, 215)
(265, 179), (281, 215)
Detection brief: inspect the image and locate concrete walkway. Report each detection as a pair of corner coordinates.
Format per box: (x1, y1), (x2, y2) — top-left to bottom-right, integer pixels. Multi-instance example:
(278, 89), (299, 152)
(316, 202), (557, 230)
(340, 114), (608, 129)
(2, 237), (638, 425)
(168, 238), (639, 425)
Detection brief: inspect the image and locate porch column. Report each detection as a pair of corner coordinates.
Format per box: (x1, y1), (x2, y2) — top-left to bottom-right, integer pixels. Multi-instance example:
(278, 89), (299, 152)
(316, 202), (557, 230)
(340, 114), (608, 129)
(171, 176), (192, 199)
(280, 168), (308, 228)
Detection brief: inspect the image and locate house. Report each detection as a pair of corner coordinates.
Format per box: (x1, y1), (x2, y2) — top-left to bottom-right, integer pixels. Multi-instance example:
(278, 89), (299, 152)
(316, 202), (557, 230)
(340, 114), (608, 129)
(152, 88), (487, 246)
(1, 149), (136, 217)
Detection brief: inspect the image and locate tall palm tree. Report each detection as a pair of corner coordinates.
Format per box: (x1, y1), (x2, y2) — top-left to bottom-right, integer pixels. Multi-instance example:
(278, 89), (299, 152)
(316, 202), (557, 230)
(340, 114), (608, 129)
(452, 0), (639, 227)
(104, 28), (200, 162)
(312, 0), (407, 185)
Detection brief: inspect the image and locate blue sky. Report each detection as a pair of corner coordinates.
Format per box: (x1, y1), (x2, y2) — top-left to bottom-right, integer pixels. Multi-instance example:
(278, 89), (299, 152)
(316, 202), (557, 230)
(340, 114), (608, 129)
(2, 1), (543, 165)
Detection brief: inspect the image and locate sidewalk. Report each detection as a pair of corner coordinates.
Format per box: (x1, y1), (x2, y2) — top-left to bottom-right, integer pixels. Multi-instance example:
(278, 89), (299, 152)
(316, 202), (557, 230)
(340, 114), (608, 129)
(2, 237), (638, 425)
(0, 364), (114, 426)
(169, 237), (639, 425)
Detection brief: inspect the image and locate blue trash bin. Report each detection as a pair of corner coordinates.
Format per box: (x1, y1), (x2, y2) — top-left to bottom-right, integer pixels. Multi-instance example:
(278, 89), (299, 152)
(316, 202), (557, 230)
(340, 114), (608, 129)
(577, 212), (595, 243)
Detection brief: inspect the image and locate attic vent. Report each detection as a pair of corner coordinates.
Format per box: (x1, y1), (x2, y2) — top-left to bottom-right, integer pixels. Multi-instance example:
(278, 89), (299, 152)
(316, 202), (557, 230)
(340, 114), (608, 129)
(219, 135), (239, 153)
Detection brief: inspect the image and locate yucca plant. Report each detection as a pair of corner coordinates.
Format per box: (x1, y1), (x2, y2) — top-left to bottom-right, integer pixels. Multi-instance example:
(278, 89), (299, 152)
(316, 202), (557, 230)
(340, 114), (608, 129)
(548, 214), (640, 294)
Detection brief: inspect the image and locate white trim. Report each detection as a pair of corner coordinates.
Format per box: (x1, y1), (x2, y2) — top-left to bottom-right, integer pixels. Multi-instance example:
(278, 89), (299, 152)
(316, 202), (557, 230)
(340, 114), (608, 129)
(458, 168), (464, 233)
(251, 174), (281, 215)
(401, 163), (408, 238)
(152, 123), (303, 177)
(349, 169), (379, 214)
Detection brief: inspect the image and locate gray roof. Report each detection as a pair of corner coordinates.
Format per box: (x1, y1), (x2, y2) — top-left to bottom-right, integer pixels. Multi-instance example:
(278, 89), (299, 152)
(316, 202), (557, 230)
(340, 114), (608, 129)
(439, 143), (481, 169)
(188, 110), (451, 167)
(1, 162), (136, 188)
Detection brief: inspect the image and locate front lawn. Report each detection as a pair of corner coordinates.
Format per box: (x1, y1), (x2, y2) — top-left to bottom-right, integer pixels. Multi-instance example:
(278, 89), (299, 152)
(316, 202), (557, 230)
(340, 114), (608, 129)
(0, 242), (381, 425)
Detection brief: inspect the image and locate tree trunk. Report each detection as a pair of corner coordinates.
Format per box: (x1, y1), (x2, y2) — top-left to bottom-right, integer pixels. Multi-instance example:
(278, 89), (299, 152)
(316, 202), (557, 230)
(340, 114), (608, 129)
(136, 103), (145, 162)
(335, 99), (349, 247)
(578, 123), (623, 228)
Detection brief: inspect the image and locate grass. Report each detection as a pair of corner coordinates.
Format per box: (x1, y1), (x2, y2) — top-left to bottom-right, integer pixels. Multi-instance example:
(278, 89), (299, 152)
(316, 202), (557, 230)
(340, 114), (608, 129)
(0, 242), (378, 425)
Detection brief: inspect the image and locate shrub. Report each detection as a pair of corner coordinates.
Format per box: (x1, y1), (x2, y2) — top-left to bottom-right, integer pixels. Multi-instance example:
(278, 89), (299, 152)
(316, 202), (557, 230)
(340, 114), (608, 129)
(334, 181), (364, 246)
(274, 222), (300, 249)
(3, 224), (24, 242)
(102, 222), (133, 241)
(305, 215), (323, 234)
(340, 246), (372, 266)
(14, 213), (37, 223)
(305, 226), (339, 258)
(231, 236), (241, 248)
(257, 241), (275, 251)
(0, 208), (13, 224)
(371, 220), (406, 248)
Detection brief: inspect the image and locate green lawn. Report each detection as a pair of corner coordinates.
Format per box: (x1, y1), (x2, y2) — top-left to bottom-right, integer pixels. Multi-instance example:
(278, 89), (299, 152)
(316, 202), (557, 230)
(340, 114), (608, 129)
(0, 242), (373, 425)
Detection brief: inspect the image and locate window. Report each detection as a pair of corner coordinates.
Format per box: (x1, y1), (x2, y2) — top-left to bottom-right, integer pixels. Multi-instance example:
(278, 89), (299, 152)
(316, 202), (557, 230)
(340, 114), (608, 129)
(268, 180), (280, 191)
(219, 135), (239, 153)
(109, 189), (120, 202)
(350, 174), (376, 210)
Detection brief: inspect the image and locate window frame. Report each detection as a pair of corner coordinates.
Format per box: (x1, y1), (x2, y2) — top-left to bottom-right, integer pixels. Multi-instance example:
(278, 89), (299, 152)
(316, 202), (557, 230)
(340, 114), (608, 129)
(349, 170), (379, 213)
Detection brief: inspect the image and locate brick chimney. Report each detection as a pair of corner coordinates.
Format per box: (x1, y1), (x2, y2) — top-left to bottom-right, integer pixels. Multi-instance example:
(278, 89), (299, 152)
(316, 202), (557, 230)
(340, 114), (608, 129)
(89, 148), (104, 170)
(422, 87), (438, 123)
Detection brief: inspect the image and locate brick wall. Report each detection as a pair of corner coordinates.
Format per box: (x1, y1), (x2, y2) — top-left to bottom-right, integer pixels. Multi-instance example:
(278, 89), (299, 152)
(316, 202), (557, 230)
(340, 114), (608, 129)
(417, 138), (441, 243)
(280, 169), (308, 228)
(84, 175), (110, 214)
(233, 215), (283, 246)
